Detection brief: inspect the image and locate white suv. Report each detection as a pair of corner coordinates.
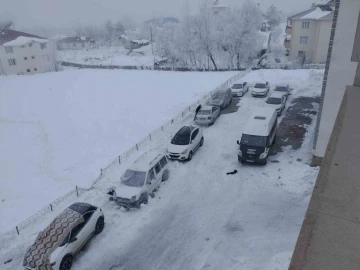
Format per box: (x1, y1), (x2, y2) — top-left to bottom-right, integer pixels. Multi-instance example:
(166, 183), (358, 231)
(108, 150), (170, 210)
(167, 125), (204, 161)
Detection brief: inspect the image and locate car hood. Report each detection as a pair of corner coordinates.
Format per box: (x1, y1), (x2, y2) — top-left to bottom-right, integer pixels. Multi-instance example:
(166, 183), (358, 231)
(168, 143), (188, 154)
(115, 184), (142, 199)
(251, 87), (266, 93)
(209, 98), (224, 106)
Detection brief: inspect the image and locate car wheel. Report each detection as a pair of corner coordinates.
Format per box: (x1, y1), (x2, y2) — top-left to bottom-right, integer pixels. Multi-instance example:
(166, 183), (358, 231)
(60, 255), (73, 270)
(200, 137), (204, 147)
(188, 151), (193, 161)
(162, 170), (170, 182)
(95, 216), (105, 234)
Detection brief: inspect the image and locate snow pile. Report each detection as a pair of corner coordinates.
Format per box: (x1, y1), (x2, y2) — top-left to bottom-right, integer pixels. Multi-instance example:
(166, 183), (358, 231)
(3, 36), (48, 47)
(301, 7), (332, 20)
(0, 69), (237, 233)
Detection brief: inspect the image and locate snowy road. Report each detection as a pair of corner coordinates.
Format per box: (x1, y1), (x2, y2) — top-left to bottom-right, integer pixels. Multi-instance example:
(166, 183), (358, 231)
(0, 69), (323, 270)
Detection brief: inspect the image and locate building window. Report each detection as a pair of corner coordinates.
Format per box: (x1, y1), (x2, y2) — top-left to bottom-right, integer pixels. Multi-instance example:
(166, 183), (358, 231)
(8, 59), (16, 66)
(41, 43), (47, 49)
(32, 56), (35, 59)
(34, 68), (37, 71)
(27, 69), (30, 72)
(300, 36), (308, 44)
(302, 22), (310, 29)
(24, 57), (28, 60)
(5, 46), (13, 53)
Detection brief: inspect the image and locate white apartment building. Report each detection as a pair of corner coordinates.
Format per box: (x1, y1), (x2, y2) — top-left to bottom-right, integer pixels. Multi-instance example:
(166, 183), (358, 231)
(0, 29), (55, 75)
(287, 1), (334, 63)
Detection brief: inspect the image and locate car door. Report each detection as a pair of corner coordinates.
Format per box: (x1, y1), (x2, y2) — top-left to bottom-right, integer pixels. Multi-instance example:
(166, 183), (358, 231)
(191, 128), (200, 150)
(153, 162), (163, 188)
(67, 221), (86, 254)
(146, 168), (157, 193)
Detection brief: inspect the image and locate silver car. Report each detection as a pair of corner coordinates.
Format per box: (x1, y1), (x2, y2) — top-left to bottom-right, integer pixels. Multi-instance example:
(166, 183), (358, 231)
(195, 106), (221, 125)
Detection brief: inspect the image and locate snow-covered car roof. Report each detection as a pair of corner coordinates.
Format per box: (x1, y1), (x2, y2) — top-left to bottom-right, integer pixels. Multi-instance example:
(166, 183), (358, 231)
(243, 107), (276, 136)
(23, 207), (85, 269)
(200, 105), (215, 111)
(268, 92), (284, 99)
(128, 149), (165, 171)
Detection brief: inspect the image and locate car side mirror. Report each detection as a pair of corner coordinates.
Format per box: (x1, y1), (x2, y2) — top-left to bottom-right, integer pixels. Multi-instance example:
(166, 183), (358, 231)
(237, 140), (240, 145)
(70, 237), (77, 243)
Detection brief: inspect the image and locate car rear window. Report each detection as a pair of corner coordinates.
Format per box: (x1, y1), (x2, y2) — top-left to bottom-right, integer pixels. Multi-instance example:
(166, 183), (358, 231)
(198, 110), (211, 115)
(266, 97), (282, 104)
(232, 84), (243, 89)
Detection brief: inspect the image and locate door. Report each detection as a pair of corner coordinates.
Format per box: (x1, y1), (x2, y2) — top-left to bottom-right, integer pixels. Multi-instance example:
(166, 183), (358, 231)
(146, 168), (157, 193)
(153, 162), (163, 188)
(68, 221), (86, 254)
(191, 129), (200, 150)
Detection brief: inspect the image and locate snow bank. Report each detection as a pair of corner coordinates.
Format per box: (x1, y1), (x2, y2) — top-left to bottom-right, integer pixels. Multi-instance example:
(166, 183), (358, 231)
(0, 69), (237, 233)
(3, 36), (48, 47)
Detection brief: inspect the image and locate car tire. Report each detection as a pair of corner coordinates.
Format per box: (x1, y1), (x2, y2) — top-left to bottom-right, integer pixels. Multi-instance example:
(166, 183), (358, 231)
(162, 170), (170, 182)
(60, 255), (73, 270)
(95, 216), (105, 234)
(200, 137), (204, 147)
(188, 151), (193, 161)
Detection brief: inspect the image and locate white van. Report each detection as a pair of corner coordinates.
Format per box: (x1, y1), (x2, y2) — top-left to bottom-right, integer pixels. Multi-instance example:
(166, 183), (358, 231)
(108, 150), (170, 210)
(237, 107), (277, 165)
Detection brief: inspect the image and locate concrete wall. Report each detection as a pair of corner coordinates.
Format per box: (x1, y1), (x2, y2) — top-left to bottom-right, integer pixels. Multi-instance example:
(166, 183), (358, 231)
(314, 20), (332, 63)
(314, 0), (360, 158)
(0, 41), (55, 75)
(289, 20), (318, 62)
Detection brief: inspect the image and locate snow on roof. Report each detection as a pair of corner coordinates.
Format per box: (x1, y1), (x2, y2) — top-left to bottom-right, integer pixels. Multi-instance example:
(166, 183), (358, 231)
(80, 37), (86, 41)
(3, 36), (49, 46)
(129, 149), (164, 171)
(131, 39), (149, 44)
(0, 29), (46, 45)
(243, 107), (276, 136)
(301, 7), (332, 20)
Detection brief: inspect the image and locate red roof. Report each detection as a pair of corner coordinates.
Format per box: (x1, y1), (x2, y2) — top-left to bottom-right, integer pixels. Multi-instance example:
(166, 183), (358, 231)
(0, 29), (46, 45)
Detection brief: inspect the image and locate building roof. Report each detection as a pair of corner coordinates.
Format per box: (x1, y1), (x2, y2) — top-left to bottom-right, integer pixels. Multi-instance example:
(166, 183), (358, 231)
(243, 107), (276, 136)
(58, 36), (94, 43)
(0, 29), (46, 45)
(290, 5), (334, 21)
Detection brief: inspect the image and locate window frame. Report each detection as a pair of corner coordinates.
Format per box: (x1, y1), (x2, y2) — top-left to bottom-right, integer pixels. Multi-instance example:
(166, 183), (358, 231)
(27, 69), (31, 73)
(300, 36), (308, 44)
(8, 58), (16, 66)
(5, 46), (13, 53)
(302, 21), (310, 29)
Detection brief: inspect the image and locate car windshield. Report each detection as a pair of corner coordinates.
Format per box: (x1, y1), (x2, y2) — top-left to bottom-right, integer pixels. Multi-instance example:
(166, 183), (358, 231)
(241, 134), (267, 147)
(198, 110), (211, 115)
(254, 83), (266, 88)
(121, 170), (146, 187)
(275, 86), (288, 92)
(171, 130), (190, 145)
(232, 84), (243, 89)
(266, 97), (281, 104)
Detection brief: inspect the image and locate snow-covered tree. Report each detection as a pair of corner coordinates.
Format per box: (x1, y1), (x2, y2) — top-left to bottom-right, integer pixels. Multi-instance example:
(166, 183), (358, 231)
(104, 19), (114, 40)
(115, 20), (125, 36)
(265, 5), (281, 28)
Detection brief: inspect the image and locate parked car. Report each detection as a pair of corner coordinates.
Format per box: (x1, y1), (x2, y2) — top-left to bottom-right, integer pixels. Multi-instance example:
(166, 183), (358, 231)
(274, 85), (290, 100)
(108, 150), (170, 210)
(194, 105), (221, 125)
(237, 107), (277, 165)
(207, 88), (232, 109)
(167, 125), (204, 161)
(265, 92), (286, 115)
(23, 203), (104, 270)
(250, 82), (270, 97)
(231, 81), (249, 97)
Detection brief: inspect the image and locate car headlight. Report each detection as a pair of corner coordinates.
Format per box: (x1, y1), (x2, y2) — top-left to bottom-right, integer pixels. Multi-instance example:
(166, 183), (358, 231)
(131, 195), (136, 201)
(181, 149), (188, 154)
(238, 150), (242, 157)
(259, 152), (267, 159)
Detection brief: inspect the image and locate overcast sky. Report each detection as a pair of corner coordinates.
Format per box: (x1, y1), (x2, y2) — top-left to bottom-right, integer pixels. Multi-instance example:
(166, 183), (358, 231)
(1, 0), (315, 29)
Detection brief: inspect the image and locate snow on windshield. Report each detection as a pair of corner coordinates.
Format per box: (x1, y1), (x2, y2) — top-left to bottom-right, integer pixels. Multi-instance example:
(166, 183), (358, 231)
(121, 170), (146, 187)
(232, 84), (243, 89)
(254, 83), (266, 88)
(241, 134), (267, 147)
(171, 128), (190, 145)
(266, 97), (281, 104)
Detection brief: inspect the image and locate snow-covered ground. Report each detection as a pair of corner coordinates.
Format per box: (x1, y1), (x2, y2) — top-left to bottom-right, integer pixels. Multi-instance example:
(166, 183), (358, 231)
(0, 69), (237, 233)
(58, 45), (164, 67)
(0, 69), (324, 270)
